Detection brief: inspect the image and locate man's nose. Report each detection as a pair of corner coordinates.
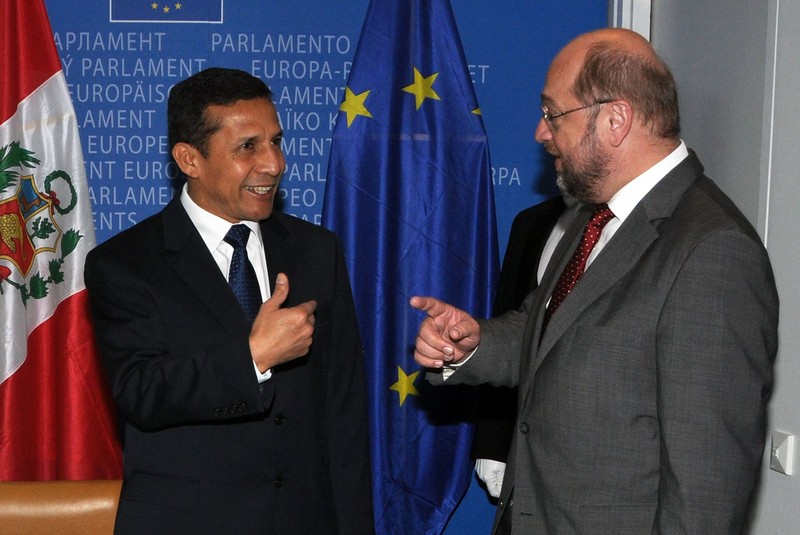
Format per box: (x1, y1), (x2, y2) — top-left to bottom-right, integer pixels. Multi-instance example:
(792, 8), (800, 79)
(258, 147), (283, 176)
(534, 117), (551, 144)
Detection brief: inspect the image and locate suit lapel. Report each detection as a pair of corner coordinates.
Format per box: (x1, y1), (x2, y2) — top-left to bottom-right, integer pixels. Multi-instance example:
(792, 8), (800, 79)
(260, 214), (295, 304)
(524, 151), (706, 381)
(536, 208), (658, 358)
(161, 198), (247, 334)
(523, 204), (590, 369)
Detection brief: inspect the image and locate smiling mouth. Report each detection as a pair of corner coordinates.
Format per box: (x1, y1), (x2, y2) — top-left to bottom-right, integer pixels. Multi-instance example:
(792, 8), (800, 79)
(245, 185), (275, 195)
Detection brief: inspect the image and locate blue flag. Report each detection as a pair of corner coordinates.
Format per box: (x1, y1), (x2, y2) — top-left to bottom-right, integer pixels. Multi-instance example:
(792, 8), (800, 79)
(109, 0), (223, 23)
(322, 1), (499, 533)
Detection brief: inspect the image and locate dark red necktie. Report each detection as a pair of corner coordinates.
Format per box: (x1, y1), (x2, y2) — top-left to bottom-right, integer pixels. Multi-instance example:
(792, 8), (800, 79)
(543, 203), (614, 330)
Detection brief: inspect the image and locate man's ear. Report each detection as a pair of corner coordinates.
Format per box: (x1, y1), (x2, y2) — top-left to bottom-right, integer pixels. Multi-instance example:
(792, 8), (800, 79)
(605, 100), (633, 147)
(172, 142), (202, 179)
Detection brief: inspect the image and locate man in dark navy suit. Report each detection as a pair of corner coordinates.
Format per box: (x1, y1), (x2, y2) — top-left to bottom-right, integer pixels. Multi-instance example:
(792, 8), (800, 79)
(85, 68), (374, 535)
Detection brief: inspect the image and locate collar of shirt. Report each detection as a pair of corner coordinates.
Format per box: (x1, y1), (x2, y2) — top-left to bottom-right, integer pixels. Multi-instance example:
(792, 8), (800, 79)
(179, 184), (270, 300)
(179, 184), (261, 252)
(606, 140), (689, 223)
(585, 141), (689, 269)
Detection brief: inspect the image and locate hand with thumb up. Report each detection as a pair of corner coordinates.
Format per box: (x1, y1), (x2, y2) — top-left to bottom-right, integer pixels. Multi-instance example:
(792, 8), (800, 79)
(249, 272), (316, 372)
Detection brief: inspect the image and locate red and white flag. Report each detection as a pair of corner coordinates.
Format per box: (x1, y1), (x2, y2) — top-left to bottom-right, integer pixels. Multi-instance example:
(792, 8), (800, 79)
(0, 0), (122, 480)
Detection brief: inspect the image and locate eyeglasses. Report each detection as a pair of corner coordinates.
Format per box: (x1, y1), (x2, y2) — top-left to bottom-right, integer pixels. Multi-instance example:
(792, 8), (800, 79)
(540, 99), (614, 125)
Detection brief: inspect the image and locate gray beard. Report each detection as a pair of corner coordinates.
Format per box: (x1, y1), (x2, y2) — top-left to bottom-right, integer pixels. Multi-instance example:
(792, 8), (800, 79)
(554, 127), (610, 204)
(556, 170), (602, 205)
(556, 174), (569, 197)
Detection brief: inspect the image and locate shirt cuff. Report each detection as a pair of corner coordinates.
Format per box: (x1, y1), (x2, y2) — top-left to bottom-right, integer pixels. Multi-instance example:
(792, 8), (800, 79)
(441, 346), (478, 381)
(253, 361), (272, 383)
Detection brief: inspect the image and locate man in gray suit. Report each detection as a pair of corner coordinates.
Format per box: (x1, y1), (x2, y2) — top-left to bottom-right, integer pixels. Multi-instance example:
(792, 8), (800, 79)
(411, 28), (778, 534)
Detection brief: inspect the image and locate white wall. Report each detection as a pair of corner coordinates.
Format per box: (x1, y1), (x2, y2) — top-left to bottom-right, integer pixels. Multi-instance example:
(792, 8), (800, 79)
(650, 1), (800, 533)
(651, 1), (769, 231)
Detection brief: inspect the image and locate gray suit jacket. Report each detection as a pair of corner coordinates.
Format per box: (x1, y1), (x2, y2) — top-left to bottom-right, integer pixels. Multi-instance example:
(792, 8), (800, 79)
(437, 152), (778, 534)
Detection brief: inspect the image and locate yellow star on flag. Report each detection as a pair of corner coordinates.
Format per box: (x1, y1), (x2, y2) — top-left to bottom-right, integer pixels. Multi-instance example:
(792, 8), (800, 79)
(402, 67), (441, 110)
(339, 87), (372, 127)
(471, 108), (482, 115)
(389, 366), (420, 406)
(151, 3), (158, 9)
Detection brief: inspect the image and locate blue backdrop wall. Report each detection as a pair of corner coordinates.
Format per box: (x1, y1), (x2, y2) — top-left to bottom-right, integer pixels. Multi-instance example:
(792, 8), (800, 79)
(43, 1), (607, 532)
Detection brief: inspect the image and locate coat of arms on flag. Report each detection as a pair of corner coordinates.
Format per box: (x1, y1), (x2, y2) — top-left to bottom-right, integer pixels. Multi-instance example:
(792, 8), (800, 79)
(0, 141), (84, 304)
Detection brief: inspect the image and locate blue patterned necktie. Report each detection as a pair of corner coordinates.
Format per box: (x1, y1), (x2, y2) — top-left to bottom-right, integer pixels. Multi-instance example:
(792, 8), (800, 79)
(223, 224), (262, 323)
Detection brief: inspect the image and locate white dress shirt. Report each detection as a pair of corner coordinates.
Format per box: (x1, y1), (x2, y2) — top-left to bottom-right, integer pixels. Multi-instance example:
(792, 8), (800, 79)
(180, 184), (272, 382)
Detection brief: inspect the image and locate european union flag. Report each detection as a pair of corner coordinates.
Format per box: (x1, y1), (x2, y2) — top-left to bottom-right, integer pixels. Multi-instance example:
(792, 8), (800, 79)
(322, 1), (499, 533)
(109, 0), (223, 24)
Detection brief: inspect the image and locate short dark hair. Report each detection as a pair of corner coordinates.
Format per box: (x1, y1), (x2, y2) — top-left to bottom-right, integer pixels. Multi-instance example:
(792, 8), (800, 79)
(573, 42), (680, 139)
(167, 67), (274, 156)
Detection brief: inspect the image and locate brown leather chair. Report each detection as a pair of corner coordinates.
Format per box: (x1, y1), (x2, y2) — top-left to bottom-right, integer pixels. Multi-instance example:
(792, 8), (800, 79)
(0, 479), (121, 535)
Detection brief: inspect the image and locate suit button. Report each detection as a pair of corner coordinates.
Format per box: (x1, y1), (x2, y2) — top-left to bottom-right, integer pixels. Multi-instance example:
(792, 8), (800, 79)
(274, 477), (284, 488)
(275, 414), (286, 425)
(519, 422), (529, 434)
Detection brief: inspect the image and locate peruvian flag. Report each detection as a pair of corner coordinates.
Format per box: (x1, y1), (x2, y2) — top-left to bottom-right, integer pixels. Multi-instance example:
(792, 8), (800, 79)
(0, 0), (122, 480)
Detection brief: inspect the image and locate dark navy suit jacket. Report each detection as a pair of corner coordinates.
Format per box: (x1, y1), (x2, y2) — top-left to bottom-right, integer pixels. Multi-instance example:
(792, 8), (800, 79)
(85, 198), (374, 535)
